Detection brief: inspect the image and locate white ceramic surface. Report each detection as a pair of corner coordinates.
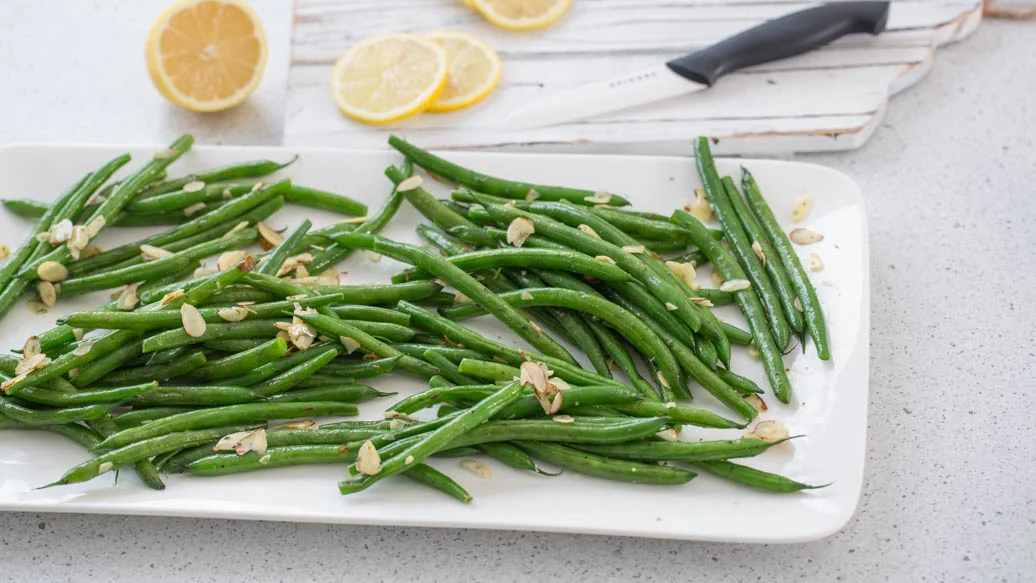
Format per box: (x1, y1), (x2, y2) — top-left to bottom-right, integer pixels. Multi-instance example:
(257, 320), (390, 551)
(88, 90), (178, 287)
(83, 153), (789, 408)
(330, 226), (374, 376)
(0, 144), (868, 542)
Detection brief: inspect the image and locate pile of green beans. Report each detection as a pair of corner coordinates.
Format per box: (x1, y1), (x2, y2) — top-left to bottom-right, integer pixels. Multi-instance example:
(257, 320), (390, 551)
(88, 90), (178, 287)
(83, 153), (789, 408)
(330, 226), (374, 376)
(0, 134), (827, 503)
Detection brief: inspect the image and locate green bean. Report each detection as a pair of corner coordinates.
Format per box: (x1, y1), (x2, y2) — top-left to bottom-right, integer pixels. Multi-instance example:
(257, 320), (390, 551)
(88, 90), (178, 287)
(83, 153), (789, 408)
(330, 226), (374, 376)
(3, 198), (50, 218)
(474, 200), (705, 337)
(201, 339), (267, 352)
(476, 442), (545, 474)
(691, 460), (826, 492)
(88, 417), (166, 490)
(198, 287), (277, 305)
(329, 305), (410, 326)
(137, 157), (295, 198)
(183, 338), (288, 382)
(523, 200), (731, 366)
(693, 336), (719, 369)
(141, 319), (279, 353)
(593, 207), (693, 242)
(0, 394), (114, 426)
(126, 181), (256, 213)
(716, 368), (764, 395)
(219, 344), (339, 387)
(393, 247), (631, 285)
(586, 321), (660, 401)
(339, 380), (523, 494)
(389, 344), (484, 364)
(706, 169), (791, 349)
(422, 349), (478, 386)
(675, 249), (709, 267)
(240, 278), (443, 308)
(516, 442), (694, 485)
(68, 178), (289, 274)
(187, 444), (353, 475)
(614, 401), (743, 429)
(427, 375), (454, 389)
(417, 224), (472, 255)
(719, 322), (753, 345)
(388, 136), (630, 206)
(493, 384), (643, 420)
(97, 401), (357, 450)
(15, 382), (158, 406)
(693, 288), (733, 307)
(58, 228), (258, 296)
(267, 385), (390, 404)
(334, 232), (575, 364)
(294, 313), (436, 377)
(307, 163), (408, 274)
(112, 407), (194, 429)
(65, 294), (343, 331)
(671, 210), (792, 403)
(453, 359), (520, 382)
(282, 184), (367, 216)
(386, 164), (493, 245)
(19, 137), (194, 280)
(317, 356), (401, 379)
(251, 348), (340, 397)
(292, 374), (356, 388)
(741, 168), (829, 359)
(441, 288), (683, 392)
(98, 350), (208, 385)
(71, 338), (144, 387)
(257, 220), (312, 276)
(133, 385), (263, 406)
(49, 424), (261, 486)
(452, 417), (668, 448)
(575, 437), (784, 461)
(396, 301), (624, 389)
(387, 384), (497, 414)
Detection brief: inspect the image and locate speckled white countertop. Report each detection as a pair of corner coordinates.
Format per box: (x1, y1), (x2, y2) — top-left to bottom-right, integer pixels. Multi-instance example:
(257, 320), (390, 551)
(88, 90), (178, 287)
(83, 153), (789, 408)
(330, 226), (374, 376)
(0, 2), (1033, 581)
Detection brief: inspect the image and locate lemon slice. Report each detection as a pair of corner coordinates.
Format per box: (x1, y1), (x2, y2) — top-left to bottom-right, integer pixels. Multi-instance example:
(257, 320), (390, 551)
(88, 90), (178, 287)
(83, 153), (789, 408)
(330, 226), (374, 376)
(422, 31), (502, 113)
(467, 0), (572, 30)
(331, 33), (448, 125)
(146, 0), (268, 113)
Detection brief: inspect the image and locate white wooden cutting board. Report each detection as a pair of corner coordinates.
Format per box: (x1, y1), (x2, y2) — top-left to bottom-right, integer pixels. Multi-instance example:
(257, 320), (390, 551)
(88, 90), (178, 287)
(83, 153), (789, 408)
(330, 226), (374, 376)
(284, 0), (981, 155)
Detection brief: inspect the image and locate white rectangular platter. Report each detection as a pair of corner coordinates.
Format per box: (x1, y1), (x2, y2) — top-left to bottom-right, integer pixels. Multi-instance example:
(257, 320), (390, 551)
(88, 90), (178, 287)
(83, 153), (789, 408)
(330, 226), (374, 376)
(0, 143), (868, 542)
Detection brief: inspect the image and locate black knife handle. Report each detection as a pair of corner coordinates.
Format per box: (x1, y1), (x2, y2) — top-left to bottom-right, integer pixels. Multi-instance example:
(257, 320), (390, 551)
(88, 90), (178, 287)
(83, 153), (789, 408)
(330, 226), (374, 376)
(666, 1), (889, 86)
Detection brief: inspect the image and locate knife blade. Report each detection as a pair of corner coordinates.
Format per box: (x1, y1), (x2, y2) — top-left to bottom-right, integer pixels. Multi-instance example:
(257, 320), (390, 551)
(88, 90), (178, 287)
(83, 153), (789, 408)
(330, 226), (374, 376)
(503, 1), (890, 130)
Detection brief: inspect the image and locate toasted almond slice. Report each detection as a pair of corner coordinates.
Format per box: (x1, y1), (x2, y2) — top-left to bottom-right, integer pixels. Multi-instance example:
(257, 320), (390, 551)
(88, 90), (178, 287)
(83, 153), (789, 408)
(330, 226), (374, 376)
(454, 292), (471, 303)
(656, 372), (671, 390)
(621, 245), (645, 254)
(356, 440), (382, 475)
(506, 217), (535, 247)
(227, 221), (249, 235)
(116, 284), (139, 310)
(364, 251), (382, 263)
(794, 297), (804, 312)
(49, 219), (74, 244)
(720, 279), (750, 292)
(711, 270), (724, 288)
(295, 264), (310, 279)
(85, 216), (106, 238)
(72, 341), (95, 357)
(271, 420), (319, 431)
(257, 222), (284, 250)
(690, 297), (714, 307)
(339, 336), (361, 354)
(747, 343), (761, 360)
(140, 244), (173, 261)
(288, 317), (317, 350)
(552, 414), (575, 424)
(525, 189), (540, 201)
(78, 244), (102, 260)
(16, 353), (50, 376)
(809, 253), (824, 272)
(595, 255), (616, 265)
(217, 306), (250, 322)
(72, 328), (85, 341)
(520, 291), (534, 301)
(183, 202), (206, 216)
(690, 188), (713, 223)
(193, 266), (216, 278)
(460, 459), (491, 479)
(744, 419), (789, 442)
(183, 180), (206, 193)
(744, 394), (767, 412)
(404, 454), (415, 465)
(22, 336), (41, 360)
(160, 289), (185, 305)
(37, 261), (68, 283)
(396, 175), (424, 192)
(181, 304), (206, 338)
(665, 302), (678, 311)
(751, 241), (765, 266)
(655, 428), (679, 442)
(0, 244), (10, 261)
(790, 195), (812, 223)
(584, 191), (612, 204)
(217, 250), (248, 271)
(37, 281), (57, 307)
(577, 224), (600, 239)
(789, 228), (823, 245)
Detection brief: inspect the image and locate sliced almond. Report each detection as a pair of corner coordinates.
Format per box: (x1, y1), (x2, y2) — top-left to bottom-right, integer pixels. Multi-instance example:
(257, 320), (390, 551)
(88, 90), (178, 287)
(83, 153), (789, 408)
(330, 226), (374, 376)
(454, 292), (471, 304)
(809, 253), (824, 272)
(318, 268), (340, 285)
(182, 180), (206, 193)
(690, 297), (714, 308)
(396, 175), (423, 192)
(257, 222), (284, 250)
(747, 344), (761, 360)
(36, 281), (57, 307)
(356, 440), (382, 475)
(183, 202), (207, 217)
(112, 283), (137, 310)
(595, 255), (616, 265)
(460, 459), (491, 479)
(36, 261), (68, 283)
(339, 336), (361, 354)
(577, 224), (600, 239)
(72, 328), (85, 341)
(744, 419), (789, 442)
(506, 217), (535, 247)
(404, 455), (415, 465)
(655, 428), (679, 442)
(665, 302), (678, 311)
(214, 428), (268, 455)
(288, 317), (317, 350)
(335, 216), (369, 225)
(66, 226), (89, 260)
(720, 279), (750, 292)
(364, 251), (382, 263)
(85, 216), (106, 238)
(72, 341), (95, 357)
(621, 245), (645, 254)
(226, 221), (249, 235)
(656, 372), (671, 390)
(790, 195), (812, 223)
(22, 337), (41, 360)
(552, 414), (575, 424)
(690, 188), (713, 223)
(49, 219), (73, 245)
(525, 189), (540, 202)
(794, 297), (804, 312)
(295, 264), (310, 279)
(193, 266), (216, 278)
(97, 461), (114, 474)
(271, 420), (319, 431)
(217, 250), (248, 271)
(0, 244), (10, 261)
(180, 304), (206, 338)
(520, 291), (534, 301)
(160, 288), (185, 306)
(789, 228), (823, 245)
(140, 244), (172, 262)
(78, 244), (102, 260)
(15, 353), (50, 376)
(744, 394), (768, 413)
(751, 241), (765, 266)
(710, 270), (724, 288)
(583, 191), (612, 204)
(217, 306), (250, 322)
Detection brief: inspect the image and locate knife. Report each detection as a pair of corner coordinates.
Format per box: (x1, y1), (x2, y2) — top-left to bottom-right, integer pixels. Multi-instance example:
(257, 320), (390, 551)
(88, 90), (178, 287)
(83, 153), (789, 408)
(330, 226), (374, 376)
(503, 1), (890, 130)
